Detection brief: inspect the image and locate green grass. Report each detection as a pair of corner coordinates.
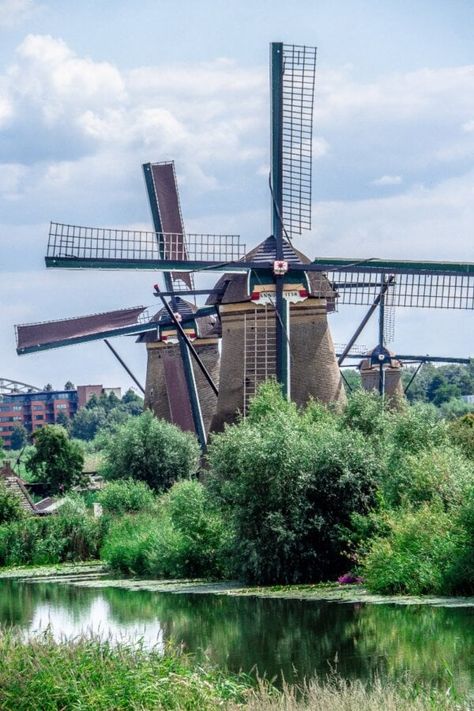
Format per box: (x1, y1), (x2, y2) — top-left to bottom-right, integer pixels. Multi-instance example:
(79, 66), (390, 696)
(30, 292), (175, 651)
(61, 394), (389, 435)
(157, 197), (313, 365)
(0, 632), (470, 710)
(0, 632), (250, 710)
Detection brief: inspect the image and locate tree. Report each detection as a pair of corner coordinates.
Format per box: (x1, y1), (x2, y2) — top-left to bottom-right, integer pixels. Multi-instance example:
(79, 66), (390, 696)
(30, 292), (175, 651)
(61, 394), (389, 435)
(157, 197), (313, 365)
(26, 425), (85, 495)
(55, 411), (71, 431)
(64, 381), (75, 391)
(0, 480), (25, 524)
(101, 410), (200, 493)
(71, 407), (107, 441)
(207, 381), (379, 584)
(122, 389), (144, 416)
(9, 424), (28, 450)
(43, 383), (53, 392)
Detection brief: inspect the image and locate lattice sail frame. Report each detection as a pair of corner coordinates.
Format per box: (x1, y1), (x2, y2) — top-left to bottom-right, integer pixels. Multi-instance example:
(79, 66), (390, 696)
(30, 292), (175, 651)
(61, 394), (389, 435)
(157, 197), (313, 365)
(281, 44), (317, 238)
(47, 223), (245, 265)
(331, 270), (474, 310)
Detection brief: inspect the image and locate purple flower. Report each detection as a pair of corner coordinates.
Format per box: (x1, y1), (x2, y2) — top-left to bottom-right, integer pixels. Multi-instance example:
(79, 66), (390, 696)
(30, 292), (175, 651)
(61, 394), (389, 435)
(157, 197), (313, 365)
(337, 573), (363, 585)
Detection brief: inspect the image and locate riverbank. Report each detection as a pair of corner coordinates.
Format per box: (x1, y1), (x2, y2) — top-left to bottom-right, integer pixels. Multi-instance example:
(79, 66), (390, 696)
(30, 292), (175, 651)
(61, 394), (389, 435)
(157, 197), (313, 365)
(0, 631), (469, 711)
(1, 562), (474, 607)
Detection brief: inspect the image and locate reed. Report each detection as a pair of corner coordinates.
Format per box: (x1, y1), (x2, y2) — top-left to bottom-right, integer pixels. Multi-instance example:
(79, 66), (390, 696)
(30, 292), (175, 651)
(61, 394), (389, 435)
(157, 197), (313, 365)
(0, 631), (471, 710)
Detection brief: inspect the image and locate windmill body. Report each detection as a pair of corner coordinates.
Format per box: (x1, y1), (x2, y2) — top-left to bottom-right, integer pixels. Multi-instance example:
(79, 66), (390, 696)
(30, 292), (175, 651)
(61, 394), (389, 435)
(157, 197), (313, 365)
(138, 297), (219, 434)
(208, 236), (345, 431)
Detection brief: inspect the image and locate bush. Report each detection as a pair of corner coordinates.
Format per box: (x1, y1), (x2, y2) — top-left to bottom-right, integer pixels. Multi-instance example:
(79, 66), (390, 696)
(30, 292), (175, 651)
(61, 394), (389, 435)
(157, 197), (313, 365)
(380, 446), (474, 510)
(26, 426), (85, 495)
(0, 481), (25, 524)
(386, 403), (447, 464)
(0, 502), (104, 567)
(100, 411), (200, 493)
(341, 389), (388, 440)
(448, 413), (474, 460)
(361, 501), (474, 596)
(97, 479), (155, 516)
(207, 381), (378, 585)
(361, 506), (460, 595)
(101, 480), (228, 579)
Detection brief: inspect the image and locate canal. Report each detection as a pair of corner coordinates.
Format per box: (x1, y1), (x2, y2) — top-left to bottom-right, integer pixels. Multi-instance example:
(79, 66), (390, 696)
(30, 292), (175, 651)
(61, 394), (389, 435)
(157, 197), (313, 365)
(0, 579), (472, 689)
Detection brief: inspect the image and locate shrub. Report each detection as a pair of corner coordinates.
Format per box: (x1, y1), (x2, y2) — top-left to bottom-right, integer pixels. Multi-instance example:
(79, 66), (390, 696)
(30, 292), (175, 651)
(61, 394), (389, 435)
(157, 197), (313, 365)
(148, 480), (228, 578)
(448, 413), (474, 460)
(100, 512), (156, 575)
(207, 382), (378, 584)
(101, 480), (228, 579)
(26, 426), (85, 495)
(361, 505), (466, 595)
(380, 445), (474, 510)
(100, 411), (200, 493)
(0, 481), (25, 524)
(97, 479), (155, 516)
(0, 503), (103, 567)
(341, 389), (389, 440)
(386, 403), (447, 463)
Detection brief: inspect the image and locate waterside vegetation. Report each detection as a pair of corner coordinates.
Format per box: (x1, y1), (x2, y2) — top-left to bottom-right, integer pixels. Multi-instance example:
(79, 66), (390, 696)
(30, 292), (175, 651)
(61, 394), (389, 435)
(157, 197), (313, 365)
(0, 631), (470, 711)
(0, 383), (473, 596)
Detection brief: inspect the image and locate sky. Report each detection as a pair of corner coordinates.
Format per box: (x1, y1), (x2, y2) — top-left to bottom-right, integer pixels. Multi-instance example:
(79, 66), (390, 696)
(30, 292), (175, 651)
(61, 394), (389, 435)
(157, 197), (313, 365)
(0, 0), (473, 392)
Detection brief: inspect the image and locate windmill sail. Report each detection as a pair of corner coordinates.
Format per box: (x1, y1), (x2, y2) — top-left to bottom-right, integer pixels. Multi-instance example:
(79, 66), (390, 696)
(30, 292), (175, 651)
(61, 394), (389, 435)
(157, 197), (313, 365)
(281, 44), (317, 238)
(146, 162), (193, 289)
(16, 306), (149, 354)
(16, 305), (216, 355)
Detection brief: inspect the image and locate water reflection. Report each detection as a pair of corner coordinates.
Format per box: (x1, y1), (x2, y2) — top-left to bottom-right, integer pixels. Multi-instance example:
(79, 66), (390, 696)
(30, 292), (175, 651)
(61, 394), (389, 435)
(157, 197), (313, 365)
(0, 580), (472, 688)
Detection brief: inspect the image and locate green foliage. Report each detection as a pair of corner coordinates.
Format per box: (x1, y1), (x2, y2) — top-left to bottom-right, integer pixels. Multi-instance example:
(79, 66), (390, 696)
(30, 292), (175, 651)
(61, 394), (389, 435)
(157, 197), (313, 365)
(448, 413), (474, 460)
(387, 402), (447, 459)
(55, 410), (71, 431)
(71, 407), (107, 440)
(0, 633), (250, 711)
(361, 504), (473, 595)
(0, 481), (25, 524)
(26, 425), (85, 495)
(0, 503), (104, 566)
(101, 410), (200, 493)
(403, 362), (474, 406)
(439, 397), (474, 420)
(102, 480), (228, 579)
(341, 388), (388, 439)
(9, 424), (28, 451)
(381, 446), (474, 510)
(70, 390), (144, 441)
(97, 479), (155, 515)
(121, 388), (144, 416)
(207, 382), (378, 584)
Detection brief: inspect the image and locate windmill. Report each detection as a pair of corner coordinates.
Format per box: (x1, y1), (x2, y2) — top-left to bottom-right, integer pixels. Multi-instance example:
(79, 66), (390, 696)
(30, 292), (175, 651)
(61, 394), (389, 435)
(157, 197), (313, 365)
(16, 42), (474, 437)
(336, 276), (472, 399)
(15, 162), (239, 448)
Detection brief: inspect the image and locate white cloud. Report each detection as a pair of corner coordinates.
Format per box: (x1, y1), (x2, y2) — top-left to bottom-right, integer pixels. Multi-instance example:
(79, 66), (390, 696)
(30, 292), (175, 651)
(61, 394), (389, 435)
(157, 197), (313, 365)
(0, 162), (26, 197)
(308, 170), (474, 262)
(372, 175), (402, 186)
(8, 34), (126, 125)
(315, 65), (474, 126)
(0, 0), (37, 28)
(463, 119), (474, 133)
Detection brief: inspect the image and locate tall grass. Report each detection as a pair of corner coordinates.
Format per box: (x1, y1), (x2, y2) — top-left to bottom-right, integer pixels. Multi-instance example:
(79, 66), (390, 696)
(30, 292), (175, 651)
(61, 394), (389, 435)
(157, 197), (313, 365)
(0, 632), (470, 711)
(229, 677), (471, 711)
(0, 631), (249, 710)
